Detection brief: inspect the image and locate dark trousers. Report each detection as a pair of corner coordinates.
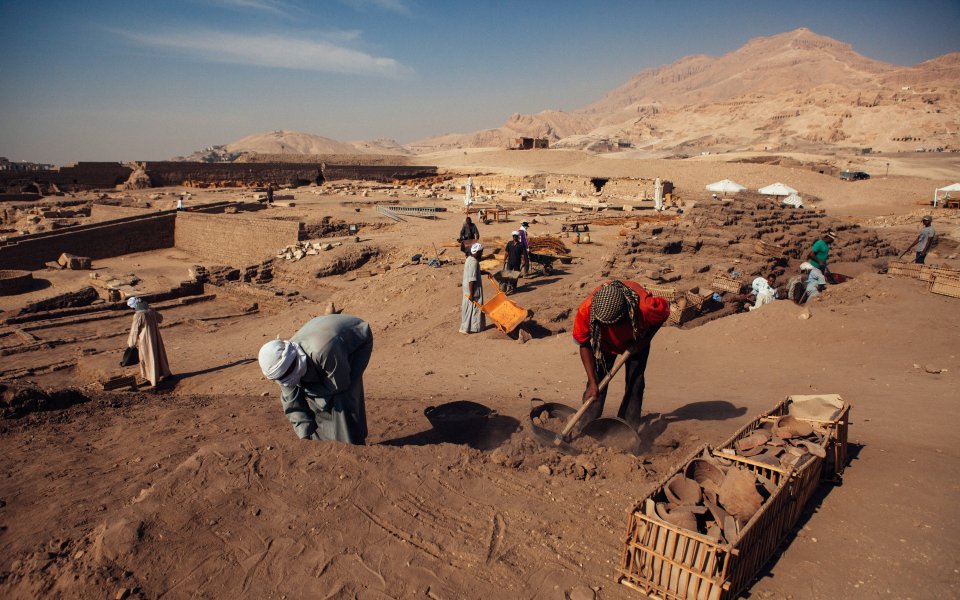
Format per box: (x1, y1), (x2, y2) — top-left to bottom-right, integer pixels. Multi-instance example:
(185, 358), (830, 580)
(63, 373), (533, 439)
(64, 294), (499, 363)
(915, 252), (927, 264)
(584, 329), (657, 428)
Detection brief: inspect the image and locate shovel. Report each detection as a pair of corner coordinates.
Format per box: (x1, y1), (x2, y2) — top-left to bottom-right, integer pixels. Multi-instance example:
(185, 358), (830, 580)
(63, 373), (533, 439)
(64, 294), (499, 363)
(553, 348), (642, 453)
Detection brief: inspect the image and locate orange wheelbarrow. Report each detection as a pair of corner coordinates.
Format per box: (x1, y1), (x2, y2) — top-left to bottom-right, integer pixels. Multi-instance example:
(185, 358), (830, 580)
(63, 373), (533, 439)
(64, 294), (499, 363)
(471, 275), (530, 334)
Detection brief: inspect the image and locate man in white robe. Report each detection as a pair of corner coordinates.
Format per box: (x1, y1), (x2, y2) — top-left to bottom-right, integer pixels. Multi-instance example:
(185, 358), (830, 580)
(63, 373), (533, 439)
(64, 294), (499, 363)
(460, 243), (485, 334)
(126, 297), (172, 387)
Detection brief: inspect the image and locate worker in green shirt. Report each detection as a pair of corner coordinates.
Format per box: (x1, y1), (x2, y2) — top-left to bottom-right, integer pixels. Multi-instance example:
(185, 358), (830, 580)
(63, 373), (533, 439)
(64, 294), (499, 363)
(807, 231), (836, 276)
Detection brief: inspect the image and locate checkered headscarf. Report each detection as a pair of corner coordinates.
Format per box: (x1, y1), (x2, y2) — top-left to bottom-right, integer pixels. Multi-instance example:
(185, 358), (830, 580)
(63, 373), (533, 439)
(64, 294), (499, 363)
(589, 281), (640, 372)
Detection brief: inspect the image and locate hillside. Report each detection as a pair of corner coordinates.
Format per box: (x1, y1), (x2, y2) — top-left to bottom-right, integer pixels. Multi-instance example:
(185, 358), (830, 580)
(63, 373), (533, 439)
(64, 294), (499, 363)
(411, 28), (960, 154)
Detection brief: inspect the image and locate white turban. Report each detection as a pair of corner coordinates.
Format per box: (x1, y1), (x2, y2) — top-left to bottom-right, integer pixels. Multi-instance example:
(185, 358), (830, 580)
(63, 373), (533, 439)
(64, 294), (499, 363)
(470, 242), (483, 254)
(127, 297), (147, 311)
(511, 230), (519, 236)
(258, 339), (308, 387)
(799, 262), (813, 272)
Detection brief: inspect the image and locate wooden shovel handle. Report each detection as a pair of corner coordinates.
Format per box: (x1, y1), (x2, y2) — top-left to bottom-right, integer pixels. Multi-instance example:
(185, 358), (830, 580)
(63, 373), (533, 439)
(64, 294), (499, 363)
(555, 347), (634, 444)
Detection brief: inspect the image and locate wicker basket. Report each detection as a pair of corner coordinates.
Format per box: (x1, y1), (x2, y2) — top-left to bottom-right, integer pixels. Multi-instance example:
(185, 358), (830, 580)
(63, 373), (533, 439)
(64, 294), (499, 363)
(618, 447), (793, 600)
(668, 302), (698, 326)
(765, 395), (850, 481)
(648, 285), (679, 301)
(685, 287), (713, 310)
(753, 240), (786, 259)
(929, 274), (960, 299)
(919, 265), (960, 283)
(887, 261), (922, 278)
(711, 275), (743, 294)
(714, 413), (826, 532)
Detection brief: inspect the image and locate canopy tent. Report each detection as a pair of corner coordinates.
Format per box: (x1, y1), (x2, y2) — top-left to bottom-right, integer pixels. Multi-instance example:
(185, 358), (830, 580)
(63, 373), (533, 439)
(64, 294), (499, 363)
(934, 183), (960, 207)
(781, 193), (804, 209)
(705, 179), (747, 196)
(759, 182), (798, 196)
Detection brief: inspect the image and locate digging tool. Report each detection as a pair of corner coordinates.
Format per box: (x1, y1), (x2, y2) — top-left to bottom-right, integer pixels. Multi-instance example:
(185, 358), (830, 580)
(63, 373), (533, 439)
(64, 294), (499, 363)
(554, 348), (642, 453)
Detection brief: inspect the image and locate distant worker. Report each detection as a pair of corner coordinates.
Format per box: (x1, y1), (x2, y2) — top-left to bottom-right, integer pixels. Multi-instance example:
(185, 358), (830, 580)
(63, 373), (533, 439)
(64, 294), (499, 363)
(806, 231), (836, 277)
(518, 220), (531, 275)
(800, 262), (827, 302)
(572, 280), (670, 429)
(258, 314), (373, 444)
(501, 231), (524, 294)
(266, 184), (274, 205)
(460, 243), (486, 334)
(126, 297), (172, 388)
(457, 216), (480, 255)
(900, 215), (935, 264)
(177, 196), (183, 211)
(464, 176), (474, 209)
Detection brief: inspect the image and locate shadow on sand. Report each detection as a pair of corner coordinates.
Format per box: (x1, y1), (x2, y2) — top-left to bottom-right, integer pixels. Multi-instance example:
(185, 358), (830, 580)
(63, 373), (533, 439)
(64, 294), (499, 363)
(380, 411), (519, 450)
(636, 399), (749, 454)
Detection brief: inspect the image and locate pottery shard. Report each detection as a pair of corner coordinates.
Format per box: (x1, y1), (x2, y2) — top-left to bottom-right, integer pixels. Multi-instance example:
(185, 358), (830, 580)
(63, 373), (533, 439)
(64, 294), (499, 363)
(775, 415), (813, 438)
(719, 468), (763, 521)
(796, 439), (827, 458)
(687, 458), (725, 489)
(735, 431), (770, 453)
(655, 503), (698, 532)
(664, 475), (702, 506)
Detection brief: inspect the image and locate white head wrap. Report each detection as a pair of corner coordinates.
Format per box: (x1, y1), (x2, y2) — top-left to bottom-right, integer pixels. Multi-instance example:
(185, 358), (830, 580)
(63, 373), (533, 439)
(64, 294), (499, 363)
(799, 262), (813, 272)
(511, 230), (519, 236)
(258, 339), (308, 387)
(127, 297), (147, 311)
(470, 242), (483, 254)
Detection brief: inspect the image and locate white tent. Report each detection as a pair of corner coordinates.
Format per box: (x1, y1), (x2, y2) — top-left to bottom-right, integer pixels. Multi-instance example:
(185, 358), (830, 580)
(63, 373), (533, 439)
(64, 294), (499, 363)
(934, 182), (960, 207)
(759, 182), (798, 196)
(781, 193), (804, 209)
(705, 179), (747, 195)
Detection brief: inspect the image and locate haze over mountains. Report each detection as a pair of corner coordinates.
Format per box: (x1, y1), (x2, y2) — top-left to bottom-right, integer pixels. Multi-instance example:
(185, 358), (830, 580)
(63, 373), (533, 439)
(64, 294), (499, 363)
(198, 28), (959, 159)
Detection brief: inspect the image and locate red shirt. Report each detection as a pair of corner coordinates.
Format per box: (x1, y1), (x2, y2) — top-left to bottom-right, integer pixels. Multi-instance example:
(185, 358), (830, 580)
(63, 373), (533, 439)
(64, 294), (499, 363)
(572, 281), (653, 354)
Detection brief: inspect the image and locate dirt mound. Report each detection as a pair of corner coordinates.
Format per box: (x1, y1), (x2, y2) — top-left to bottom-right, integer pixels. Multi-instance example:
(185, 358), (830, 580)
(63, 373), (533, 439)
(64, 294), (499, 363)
(0, 382), (89, 419)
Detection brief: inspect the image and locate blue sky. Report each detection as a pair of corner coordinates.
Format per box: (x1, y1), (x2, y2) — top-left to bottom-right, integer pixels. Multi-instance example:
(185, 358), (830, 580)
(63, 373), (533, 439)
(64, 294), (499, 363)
(1, 0), (957, 164)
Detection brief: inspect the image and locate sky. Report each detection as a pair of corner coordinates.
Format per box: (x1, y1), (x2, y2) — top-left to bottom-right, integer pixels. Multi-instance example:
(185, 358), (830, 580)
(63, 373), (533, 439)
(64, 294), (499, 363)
(1, 0), (958, 165)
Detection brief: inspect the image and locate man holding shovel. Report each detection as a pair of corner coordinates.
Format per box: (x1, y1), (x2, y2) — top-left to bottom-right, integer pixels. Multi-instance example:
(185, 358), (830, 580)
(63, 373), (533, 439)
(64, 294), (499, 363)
(572, 281), (670, 429)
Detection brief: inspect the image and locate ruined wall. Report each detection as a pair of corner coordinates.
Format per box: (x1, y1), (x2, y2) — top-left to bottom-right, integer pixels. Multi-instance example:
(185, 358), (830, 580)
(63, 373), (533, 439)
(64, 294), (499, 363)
(90, 204), (158, 222)
(173, 213), (302, 266)
(0, 212), (176, 270)
(322, 164), (438, 182)
(543, 175), (657, 199)
(144, 162), (324, 187)
(1, 162), (440, 193)
(0, 162), (133, 192)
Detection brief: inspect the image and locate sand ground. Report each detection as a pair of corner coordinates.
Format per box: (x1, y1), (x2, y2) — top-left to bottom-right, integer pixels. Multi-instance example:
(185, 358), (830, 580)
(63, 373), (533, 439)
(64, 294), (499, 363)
(1, 151), (959, 599)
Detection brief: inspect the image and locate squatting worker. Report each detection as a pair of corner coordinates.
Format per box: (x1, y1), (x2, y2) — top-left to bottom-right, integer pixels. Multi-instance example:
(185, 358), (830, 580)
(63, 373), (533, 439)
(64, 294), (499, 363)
(259, 314), (373, 444)
(807, 230), (836, 276)
(572, 280), (671, 429)
(902, 215), (935, 264)
(127, 297), (171, 388)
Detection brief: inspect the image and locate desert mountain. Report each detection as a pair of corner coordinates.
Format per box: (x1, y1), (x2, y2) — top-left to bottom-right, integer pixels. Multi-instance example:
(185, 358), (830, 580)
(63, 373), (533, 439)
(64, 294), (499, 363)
(412, 28), (960, 154)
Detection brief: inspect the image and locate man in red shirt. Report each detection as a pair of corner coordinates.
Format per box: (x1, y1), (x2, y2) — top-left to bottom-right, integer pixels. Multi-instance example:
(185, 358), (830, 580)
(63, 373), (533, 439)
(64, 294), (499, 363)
(572, 280), (670, 428)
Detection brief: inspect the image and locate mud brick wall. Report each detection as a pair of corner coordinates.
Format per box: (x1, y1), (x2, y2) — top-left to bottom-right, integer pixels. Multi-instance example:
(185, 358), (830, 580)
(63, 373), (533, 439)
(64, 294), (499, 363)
(90, 204), (158, 222)
(0, 162), (133, 192)
(174, 213), (302, 266)
(144, 162), (324, 187)
(322, 164), (438, 182)
(0, 213), (176, 270)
